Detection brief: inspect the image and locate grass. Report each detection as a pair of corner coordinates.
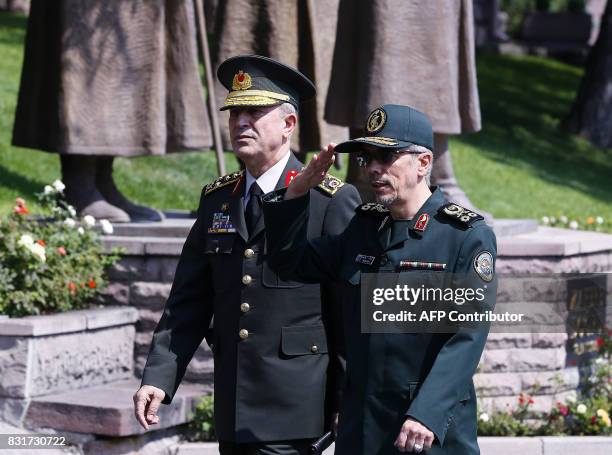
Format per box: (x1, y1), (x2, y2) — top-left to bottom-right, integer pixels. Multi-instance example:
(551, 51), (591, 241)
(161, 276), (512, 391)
(451, 53), (612, 223)
(0, 12), (610, 226)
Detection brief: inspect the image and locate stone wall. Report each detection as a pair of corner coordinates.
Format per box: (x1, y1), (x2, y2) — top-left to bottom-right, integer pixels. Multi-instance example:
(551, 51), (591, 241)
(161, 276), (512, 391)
(0, 307), (139, 427)
(0, 307), (138, 399)
(100, 226), (612, 413)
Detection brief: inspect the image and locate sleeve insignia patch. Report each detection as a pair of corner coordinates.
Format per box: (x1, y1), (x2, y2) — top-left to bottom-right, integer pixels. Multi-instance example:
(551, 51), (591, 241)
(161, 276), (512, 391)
(474, 250), (494, 282)
(438, 203), (483, 226)
(317, 174), (344, 196)
(204, 170), (244, 196)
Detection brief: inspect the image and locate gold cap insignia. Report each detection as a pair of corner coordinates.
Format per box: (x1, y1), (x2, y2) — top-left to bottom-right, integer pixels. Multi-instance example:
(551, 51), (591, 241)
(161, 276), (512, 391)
(366, 108), (386, 133)
(232, 70), (253, 91)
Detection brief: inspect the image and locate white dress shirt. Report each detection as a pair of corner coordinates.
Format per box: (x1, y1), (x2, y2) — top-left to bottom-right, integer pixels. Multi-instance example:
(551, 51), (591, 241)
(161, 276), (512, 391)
(243, 151), (291, 209)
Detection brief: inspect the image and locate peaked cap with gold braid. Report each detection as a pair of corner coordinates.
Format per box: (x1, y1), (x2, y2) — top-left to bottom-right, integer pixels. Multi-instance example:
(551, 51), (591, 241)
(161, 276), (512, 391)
(217, 55), (316, 111)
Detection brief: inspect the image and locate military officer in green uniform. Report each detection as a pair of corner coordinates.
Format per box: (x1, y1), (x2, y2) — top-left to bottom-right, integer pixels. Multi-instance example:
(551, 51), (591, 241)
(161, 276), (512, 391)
(133, 55), (361, 454)
(262, 104), (497, 454)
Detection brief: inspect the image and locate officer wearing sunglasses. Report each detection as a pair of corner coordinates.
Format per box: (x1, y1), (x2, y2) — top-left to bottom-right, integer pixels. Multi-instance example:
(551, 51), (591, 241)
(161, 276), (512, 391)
(262, 104), (497, 455)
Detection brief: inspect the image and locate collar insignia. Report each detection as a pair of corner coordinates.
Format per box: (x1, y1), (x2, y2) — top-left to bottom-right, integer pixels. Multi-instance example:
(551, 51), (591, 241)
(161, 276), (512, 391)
(414, 213), (429, 232)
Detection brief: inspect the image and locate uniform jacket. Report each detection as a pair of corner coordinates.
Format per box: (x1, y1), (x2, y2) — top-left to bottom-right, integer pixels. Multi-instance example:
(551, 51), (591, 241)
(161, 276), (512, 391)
(141, 153), (361, 443)
(262, 187), (497, 454)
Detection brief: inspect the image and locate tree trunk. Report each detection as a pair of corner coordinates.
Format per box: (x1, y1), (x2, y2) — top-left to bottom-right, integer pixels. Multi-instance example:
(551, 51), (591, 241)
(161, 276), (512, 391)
(563, 0), (612, 148)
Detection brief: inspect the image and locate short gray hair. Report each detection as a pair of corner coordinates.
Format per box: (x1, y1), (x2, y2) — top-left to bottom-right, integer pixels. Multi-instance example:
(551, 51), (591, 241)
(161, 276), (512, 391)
(278, 102), (297, 117)
(405, 144), (433, 186)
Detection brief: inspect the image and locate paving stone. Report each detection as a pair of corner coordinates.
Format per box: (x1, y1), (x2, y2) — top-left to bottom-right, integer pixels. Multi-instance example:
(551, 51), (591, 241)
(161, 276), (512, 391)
(83, 426), (182, 455)
(519, 368), (579, 394)
(27, 325), (134, 397)
(0, 396), (30, 426)
(481, 348), (566, 373)
(84, 307), (139, 330)
(95, 282), (131, 306)
(24, 379), (211, 437)
(0, 312), (87, 337)
(145, 238), (185, 256)
(137, 257), (180, 284)
(108, 257), (147, 281)
(136, 308), (164, 333)
(542, 436), (612, 455)
(130, 282), (172, 308)
(531, 333), (568, 348)
(479, 437), (542, 455)
(496, 276), (526, 303)
(523, 277), (566, 302)
(474, 373), (522, 396)
(110, 218), (194, 238)
(0, 337), (29, 398)
(485, 333), (532, 349)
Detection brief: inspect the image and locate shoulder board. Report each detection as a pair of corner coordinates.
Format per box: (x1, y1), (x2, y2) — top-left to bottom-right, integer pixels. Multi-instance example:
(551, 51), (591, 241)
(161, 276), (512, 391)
(355, 202), (389, 216)
(204, 170), (244, 196)
(438, 203), (483, 226)
(316, 174), (344, 196)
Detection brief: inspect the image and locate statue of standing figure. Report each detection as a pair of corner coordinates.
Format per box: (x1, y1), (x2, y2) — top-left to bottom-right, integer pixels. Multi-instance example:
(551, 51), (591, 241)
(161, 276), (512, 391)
(12, 0), (212, 222)
(325, 0), (492, 221)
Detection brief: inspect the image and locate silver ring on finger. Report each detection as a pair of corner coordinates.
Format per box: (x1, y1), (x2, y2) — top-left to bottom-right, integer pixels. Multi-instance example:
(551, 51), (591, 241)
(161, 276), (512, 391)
(413, 443), (424, 453)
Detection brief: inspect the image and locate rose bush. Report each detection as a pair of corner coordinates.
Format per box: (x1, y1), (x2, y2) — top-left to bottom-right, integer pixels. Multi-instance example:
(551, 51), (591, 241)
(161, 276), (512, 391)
(478, 347), (611, 436)
(0, 181), (121, 317)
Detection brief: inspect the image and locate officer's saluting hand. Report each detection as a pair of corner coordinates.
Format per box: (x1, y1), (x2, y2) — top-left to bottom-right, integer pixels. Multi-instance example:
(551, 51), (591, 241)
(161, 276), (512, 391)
(285, 144), (337, 200)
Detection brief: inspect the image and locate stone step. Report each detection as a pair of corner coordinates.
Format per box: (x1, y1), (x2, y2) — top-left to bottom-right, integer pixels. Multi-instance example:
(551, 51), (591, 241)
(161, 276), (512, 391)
(491, 219), (538, 237)
(111, 214), (195, 238)
(107, 217), (537, 239)
(498, 226), (612, 257)
(24, 378), (211, 437)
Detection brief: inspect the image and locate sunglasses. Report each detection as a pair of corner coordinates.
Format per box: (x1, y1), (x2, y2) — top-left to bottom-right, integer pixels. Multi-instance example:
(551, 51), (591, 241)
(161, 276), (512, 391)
(355, 149), (420, 167)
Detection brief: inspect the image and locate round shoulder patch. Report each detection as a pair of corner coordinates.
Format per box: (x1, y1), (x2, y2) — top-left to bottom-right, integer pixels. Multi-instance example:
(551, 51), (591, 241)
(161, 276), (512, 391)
(473, 251), (494, 282)
(366, 108), (387, 133)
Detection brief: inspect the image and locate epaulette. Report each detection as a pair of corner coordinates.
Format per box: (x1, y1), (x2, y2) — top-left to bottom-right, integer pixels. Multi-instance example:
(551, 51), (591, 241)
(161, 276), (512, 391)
(438, 203), (483, 226)
(316, 174), (344, 196)
(355, 202), (389, 216)
(204, 170), (244, 196)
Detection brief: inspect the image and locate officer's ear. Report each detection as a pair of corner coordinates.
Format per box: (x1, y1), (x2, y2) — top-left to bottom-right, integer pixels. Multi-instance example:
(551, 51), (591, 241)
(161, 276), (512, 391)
(280, 107), (298, 139)
(415, 151), (433, 179)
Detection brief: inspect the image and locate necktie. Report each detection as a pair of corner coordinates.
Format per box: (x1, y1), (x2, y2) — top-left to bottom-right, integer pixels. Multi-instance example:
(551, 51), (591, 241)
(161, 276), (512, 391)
(245, 182), (263, 236)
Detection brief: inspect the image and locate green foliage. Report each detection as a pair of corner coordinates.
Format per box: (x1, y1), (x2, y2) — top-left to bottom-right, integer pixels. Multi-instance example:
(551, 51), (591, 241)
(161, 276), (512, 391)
(453, 53), (612, 230)
(187, 395), (215, 442)
(0, 185), (121, 316)
(540, 214), (610, 231)
(478, 392), (537, 436)
(501, 0), (537, 35)
(478, 356), (611, 436)
(501, 0), (586, 36)
(0, 13), (610, 232)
